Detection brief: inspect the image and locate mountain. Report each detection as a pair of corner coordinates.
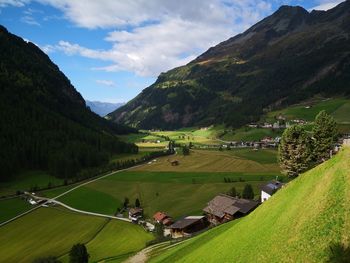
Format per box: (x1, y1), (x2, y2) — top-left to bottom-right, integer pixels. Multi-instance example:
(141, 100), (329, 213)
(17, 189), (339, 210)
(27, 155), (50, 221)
(0, 25), (137, 181)
(86, 100), (124, 117)
(152, 146), (350, 262)
(110, 1), (350, 129)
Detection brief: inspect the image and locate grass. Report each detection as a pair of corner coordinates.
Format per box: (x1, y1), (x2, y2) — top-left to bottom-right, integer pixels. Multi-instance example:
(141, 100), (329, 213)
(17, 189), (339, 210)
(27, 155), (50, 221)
(133, 149), (280, 173)
(0, 197), (32, 223)
(58, 186), (121, 215)
(0, 207), (106, 263)
(49, 149), (281, 219)
(57, 170), (281, 219)
(0, 207), (153, 263)
(151, 147), (350, 263)
(0, 170), (63, 196)
(84, 219), (153, 262)
(266, 97), (350, 123)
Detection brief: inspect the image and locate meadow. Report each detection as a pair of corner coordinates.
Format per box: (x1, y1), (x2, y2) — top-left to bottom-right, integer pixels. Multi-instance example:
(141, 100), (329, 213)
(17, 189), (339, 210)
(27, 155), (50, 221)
(150, 147), (350, 263)
(54, 148), (281, 219)
(0, 197), (31, 223)
(0, 207), (153, 263)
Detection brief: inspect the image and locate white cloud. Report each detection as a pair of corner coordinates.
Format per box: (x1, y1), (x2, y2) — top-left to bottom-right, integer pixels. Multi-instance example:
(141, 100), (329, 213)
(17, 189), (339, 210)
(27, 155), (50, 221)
(0, 0), (29, 7)
(96, 79), (116, 87)
(312, 0), (344, 10)
(33, 0), (272, 77)
(21, 15), (40, 26)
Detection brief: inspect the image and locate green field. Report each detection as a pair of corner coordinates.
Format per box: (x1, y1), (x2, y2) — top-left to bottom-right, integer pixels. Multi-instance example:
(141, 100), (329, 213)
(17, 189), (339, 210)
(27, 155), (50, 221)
(0, 207), (153, 263)
(59, 186), (121, 215)
(0, 197), (32, 223)
(53, 148), (281, 219)
(57, 170), (279, 220)
(151, 147), (350, 263)
(133, 149), (280, 173)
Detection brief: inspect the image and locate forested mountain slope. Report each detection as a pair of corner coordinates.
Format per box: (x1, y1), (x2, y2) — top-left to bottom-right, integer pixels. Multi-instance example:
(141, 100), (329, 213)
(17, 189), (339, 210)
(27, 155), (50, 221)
(110, 1), (350, 129)
(152, 146), (350, 262)
(0, 25), (137, 181)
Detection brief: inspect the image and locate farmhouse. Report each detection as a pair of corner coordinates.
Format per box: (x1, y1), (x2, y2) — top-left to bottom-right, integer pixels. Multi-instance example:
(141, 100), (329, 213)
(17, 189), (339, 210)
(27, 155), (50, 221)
(203, 194), (259, 225)
(153, 211), (173, 226)
(261, 180), (284, 202)
(128, 207), (143, 222)
(169, 216), (208, 238)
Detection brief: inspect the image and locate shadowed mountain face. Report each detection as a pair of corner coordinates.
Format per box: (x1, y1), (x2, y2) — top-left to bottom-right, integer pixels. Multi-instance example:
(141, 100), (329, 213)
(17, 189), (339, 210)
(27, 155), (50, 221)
(110, 1), (350, 129)
(0, 26), (136, 180)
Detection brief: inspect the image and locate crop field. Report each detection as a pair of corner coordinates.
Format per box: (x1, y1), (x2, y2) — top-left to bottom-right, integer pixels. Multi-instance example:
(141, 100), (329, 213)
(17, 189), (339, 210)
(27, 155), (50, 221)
(0, 207), (152, 263)
(54, 148), (281, 219)
(133, 149), (280, 173)
(57, 171), (280, 219)
(0, 197), (31, 223)
(151, 147), (350, 263)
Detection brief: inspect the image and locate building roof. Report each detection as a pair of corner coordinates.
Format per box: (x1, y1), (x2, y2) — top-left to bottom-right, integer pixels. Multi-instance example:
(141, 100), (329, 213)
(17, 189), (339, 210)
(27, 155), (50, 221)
(162, 218), (173, 226)
(261, 180), (284, 195)
(153, 211), (169, 222)
(203, 194), (259, 218)
(169, 216), (205, 229)
(129, 207), (143, 215)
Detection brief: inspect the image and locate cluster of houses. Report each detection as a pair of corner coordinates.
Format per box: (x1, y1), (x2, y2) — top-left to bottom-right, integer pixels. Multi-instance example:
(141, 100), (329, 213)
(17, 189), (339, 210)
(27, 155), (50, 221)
(248, 115), (308, 130)
(128, 180), (284, 239)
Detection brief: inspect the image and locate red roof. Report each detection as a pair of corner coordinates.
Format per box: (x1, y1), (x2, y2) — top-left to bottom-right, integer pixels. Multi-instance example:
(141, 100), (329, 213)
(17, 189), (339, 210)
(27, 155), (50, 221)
(153, 212), (169, 222)
(162, 218), (173, 226)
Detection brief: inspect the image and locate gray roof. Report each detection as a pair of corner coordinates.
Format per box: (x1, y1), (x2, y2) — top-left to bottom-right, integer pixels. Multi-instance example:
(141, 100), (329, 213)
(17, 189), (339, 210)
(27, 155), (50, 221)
(203, 194), (259, 218)
(169, 216), (205, 229)
(261, 180), (284, 195)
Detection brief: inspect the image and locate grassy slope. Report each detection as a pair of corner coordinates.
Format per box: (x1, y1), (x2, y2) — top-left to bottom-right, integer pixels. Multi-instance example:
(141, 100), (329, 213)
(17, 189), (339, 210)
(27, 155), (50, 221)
(0, 207), (153, 263)
(0, 197), (31, 223)
(0, 208), (106, 263)
(151, 147), (350, 263)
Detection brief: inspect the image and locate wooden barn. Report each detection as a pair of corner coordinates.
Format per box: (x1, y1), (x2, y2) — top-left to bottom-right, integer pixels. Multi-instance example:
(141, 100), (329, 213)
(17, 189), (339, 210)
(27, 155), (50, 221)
(203, 194), (259, 225)
(169, 216), (208, 238)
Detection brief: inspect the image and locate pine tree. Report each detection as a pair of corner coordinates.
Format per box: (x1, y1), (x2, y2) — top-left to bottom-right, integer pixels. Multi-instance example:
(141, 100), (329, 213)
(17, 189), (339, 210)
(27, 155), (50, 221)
(135, 198), (141, 208)
(242, 184), (254, 199)
(312, 110), (338, 163)
(278, 125), (312, 177)
(228, 187), (237, 197)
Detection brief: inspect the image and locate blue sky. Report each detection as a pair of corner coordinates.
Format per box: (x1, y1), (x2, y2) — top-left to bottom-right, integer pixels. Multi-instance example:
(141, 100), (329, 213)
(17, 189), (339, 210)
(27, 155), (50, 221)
(0, 0), (345, 103)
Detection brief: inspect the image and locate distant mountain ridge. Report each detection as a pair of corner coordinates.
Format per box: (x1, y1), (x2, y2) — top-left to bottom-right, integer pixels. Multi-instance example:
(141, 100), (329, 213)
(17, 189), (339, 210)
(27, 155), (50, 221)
(86, 100), (124, 117)
(110, 1), (350, 129)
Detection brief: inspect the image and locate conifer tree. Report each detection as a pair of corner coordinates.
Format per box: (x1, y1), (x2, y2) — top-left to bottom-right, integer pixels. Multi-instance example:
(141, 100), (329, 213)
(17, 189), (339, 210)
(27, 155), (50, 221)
(312, 110), (338, 163)
(242, 184), (254, 199)
(278, 125), (312, 177)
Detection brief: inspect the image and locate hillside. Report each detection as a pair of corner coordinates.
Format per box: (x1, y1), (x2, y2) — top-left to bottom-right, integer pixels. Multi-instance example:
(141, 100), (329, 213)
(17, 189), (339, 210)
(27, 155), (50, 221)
(151, 146), (350, 262)
(0, 25), (136, 181)
(86, 100), (124, 117)
(110, 1), (350, 129)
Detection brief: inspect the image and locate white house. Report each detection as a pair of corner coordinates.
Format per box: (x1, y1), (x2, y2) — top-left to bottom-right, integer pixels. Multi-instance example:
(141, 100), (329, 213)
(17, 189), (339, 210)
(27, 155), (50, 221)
(261, 180), (284, 203)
